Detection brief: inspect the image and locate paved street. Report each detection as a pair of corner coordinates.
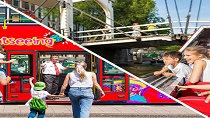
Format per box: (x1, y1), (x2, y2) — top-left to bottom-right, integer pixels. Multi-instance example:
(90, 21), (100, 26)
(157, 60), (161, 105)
(0, 105), (206, 118)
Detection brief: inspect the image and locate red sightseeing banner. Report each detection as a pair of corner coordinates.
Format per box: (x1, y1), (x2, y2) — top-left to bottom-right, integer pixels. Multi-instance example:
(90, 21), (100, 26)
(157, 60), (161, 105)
(0, 25), (83, 51)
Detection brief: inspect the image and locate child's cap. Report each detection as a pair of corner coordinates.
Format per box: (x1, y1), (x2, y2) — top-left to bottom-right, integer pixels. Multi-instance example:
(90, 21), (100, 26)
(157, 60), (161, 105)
(34, 82), (45, 91)
(0, 54), (5, 59)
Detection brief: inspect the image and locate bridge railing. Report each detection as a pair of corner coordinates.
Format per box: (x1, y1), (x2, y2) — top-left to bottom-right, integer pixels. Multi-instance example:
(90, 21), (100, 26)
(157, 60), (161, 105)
(73, 21), (210, 42)
(74, 22), (171, 41)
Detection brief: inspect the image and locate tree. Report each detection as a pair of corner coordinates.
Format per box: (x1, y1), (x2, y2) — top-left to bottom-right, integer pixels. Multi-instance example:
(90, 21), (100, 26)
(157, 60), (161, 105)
(114, 0), (156, 26)
(73, 0), (166, 30)
(113, 0), (169, 35)
(41, 6), (60, 28)
(73, 0), (105, 30)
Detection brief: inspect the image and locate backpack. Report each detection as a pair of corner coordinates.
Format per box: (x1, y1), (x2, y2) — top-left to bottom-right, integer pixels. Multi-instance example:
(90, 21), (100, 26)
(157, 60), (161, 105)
(29, 97), (47, 111)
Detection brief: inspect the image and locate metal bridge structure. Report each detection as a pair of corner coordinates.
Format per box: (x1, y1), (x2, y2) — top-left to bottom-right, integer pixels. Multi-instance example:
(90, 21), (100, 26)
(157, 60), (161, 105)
(7, 0), (209, 46)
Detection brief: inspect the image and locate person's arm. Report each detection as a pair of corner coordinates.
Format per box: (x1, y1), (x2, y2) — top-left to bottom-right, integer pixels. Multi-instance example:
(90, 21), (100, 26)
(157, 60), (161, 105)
(29, 77), (34, 88)
(47, 94), (65, 98)
(59, 63), (69, 71)
(59, 73), (70, 95)
(92, 72), (105, 97)
(0, 76), (11, 85)
(177, 84), (210, 90)
(188, 60), (205, 84)
(61, 66), (70, 71)
(0, 59), (16, 64)
(162, 72), (176, 77)
(154, 66), (169, 76)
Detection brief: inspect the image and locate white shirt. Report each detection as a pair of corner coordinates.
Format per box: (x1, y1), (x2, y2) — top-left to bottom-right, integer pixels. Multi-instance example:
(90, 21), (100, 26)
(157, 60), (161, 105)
(69, 71), (93, 87)
(42, 61), (64, 75)
(25, 87), (50, 106)
(167, 63), (192, 81)
(200, 59), (210, 82)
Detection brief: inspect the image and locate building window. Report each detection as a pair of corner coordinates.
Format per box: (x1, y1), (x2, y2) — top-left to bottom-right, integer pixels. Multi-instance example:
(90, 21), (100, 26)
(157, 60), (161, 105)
(0, 7), (6, 22)
(12, 0), (20, 7)
(25, 2), (29, 10)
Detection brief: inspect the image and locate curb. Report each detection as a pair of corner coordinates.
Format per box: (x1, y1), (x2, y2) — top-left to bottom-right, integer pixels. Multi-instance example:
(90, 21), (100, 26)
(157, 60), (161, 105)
(0, 113), (202, 117)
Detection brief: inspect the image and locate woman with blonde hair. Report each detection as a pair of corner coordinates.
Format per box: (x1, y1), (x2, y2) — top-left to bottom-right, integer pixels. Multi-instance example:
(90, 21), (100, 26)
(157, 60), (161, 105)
(183, 46), (210, 83)
(59, 61), (105, 118)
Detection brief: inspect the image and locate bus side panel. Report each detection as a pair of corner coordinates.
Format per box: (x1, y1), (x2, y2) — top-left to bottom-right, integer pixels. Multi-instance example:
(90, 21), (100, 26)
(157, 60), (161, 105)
(128, 77), (176, 104)
(99, 60), (129, 101)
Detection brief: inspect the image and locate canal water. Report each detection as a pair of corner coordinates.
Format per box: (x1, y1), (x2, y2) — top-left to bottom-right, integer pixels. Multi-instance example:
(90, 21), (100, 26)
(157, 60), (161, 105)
(120, 62), (164, 77)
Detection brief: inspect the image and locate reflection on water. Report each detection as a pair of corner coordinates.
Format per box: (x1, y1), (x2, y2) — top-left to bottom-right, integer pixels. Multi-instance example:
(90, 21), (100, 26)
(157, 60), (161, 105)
(120, 62), (164, 77)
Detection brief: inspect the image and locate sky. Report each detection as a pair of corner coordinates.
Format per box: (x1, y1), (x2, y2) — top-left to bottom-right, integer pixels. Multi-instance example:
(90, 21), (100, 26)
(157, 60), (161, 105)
(154, 0), (210, 34)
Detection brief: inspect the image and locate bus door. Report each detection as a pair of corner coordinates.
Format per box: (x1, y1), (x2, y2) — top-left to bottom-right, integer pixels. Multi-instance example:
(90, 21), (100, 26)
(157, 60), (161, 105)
(6, 51), (37, 101)
(98, 60), (129, 101)
(39, 52), (89, 95)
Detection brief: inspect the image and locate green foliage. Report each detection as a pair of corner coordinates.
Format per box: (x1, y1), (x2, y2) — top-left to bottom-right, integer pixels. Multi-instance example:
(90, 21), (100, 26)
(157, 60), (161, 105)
(41, 6), (60, 22)
(114, 0), (157, 26)
(73, 0), (105, 30)
(156, 45), (181, 51)
(145, 53), (159, 58)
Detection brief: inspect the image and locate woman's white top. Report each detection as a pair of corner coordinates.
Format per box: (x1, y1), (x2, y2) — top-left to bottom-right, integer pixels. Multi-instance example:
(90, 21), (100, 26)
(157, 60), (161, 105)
(200, 59), (210, 82)
(69, 71), (93, 87)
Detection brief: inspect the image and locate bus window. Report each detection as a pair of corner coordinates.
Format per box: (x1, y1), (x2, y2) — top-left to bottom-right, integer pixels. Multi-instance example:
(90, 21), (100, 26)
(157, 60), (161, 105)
(103, 61), (124, 75)
(10, 55), (31, 75)
(102, 76), (126, 93)
(61, 54), (86, 74)
(0, 7), (6, 22)
(99, 60), (128, 101)
(102, 62), (126, 93)
(40, 53), (86, 74)
(9, 9), (34, 23)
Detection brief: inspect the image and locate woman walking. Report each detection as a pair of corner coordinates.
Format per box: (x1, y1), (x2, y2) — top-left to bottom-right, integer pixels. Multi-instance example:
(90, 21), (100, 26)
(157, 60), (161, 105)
(59, 61), (105, 118)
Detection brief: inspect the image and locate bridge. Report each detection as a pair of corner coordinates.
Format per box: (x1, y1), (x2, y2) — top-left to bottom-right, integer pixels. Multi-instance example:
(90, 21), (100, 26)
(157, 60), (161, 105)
(74, 21), (195, 49)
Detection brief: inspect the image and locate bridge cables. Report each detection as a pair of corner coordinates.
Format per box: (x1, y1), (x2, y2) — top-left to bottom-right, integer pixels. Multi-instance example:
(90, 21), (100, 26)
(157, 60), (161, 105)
(184, 0), (193, 35)
(174, 0), (183, 34)
(195, 0), (202, 31)
(164, 0), (174, 36)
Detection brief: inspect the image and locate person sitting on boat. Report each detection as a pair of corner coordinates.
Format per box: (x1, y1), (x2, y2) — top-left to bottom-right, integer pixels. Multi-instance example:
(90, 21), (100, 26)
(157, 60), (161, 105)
(154, 51), (192, 84)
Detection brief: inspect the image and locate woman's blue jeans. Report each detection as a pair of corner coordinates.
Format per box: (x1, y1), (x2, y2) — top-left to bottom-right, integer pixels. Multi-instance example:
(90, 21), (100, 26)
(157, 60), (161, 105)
(68, 87), (94, 118)
(28, 108), (45, 118)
